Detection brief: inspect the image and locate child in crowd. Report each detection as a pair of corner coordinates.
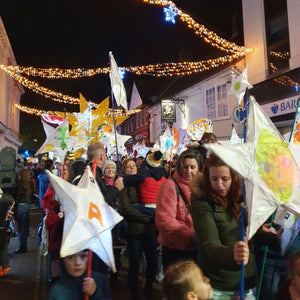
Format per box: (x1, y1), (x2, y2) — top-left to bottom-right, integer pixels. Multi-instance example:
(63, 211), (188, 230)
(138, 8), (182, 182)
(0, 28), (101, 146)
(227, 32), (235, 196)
(162, 260), (213, 300)
(49, 249), (110, 300)
(278, 249), (300, 299)
(0, 188), (14, 276)
(123, 150), (167, 217)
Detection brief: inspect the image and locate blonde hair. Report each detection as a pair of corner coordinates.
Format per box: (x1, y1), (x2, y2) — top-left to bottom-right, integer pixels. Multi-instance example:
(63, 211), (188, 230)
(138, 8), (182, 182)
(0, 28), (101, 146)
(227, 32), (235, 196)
(163, 260), (201, 300)
(87, 142), (105, 161)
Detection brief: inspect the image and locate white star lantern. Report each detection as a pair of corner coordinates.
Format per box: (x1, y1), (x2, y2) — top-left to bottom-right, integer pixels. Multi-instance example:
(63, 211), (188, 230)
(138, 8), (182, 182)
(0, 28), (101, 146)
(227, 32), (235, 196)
(160, 126), (173, 153)
(106, 131), (131, 157)
(230, 126), (243, 144)
(73, 105), (97, 135)
(35, 119), (70, 161)
(133, 142), (151, 158)
(229, 66), (253, 105)
(46, 167), (123, 272)
(205, 96), (300, 239)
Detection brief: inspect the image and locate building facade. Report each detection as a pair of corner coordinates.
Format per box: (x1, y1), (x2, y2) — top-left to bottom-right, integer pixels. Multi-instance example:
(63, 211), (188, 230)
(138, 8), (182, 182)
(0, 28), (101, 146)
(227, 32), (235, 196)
(146, 0), (300, 145)
(0, 17), (24, 151)
(243, 0), (300, 136)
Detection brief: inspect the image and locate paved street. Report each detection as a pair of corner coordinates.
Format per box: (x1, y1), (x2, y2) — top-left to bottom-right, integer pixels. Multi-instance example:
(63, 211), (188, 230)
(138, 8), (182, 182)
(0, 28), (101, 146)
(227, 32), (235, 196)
(0, 208), (163, 300)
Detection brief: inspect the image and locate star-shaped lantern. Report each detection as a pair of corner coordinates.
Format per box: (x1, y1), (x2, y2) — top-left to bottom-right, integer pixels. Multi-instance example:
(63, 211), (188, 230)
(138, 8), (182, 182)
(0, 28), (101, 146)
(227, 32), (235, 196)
(205, 96), (300, 239)
(187, 118), (213, 141)
(106, 131), (131, 157)
(35, 119), (70, 161)
(229, 66), (253, 105)
(46, 167), (123, 272)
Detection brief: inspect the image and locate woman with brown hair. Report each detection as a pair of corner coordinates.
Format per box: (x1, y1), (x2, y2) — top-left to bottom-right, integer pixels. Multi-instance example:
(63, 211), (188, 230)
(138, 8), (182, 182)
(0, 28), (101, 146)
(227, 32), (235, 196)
(14, 168), (32, 253)
(189, 153), (256, 300)
(155, 149), (203, 272)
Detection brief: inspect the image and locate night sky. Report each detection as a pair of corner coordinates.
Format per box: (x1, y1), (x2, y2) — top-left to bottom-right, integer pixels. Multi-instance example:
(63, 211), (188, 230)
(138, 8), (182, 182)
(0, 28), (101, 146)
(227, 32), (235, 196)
(0, 0), (244, 148)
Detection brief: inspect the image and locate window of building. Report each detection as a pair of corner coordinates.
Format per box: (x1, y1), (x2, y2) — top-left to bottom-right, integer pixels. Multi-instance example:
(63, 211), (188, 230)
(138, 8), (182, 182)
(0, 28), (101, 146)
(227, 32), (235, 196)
(136, 113), (140, 129)
(217, 84), (228, 118)
(206, 87), (216, 119)
(139, 112), (143, 127)
(264, 0), (289, 75)
(205, 84), (228, 120)
(130, 118), (134, 131)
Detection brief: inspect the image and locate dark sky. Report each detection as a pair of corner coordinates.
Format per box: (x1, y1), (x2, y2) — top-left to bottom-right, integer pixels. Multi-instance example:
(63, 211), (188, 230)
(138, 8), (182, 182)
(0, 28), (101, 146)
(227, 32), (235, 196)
(0, 0), (244, 146)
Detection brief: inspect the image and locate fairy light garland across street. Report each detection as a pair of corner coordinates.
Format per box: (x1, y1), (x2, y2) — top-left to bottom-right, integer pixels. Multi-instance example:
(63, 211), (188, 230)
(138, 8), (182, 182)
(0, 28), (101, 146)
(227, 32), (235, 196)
(1, 54), (242, 79)
(141, 0), (252, 55)
(15, 104), (141, 117)
(1, 54), (243, 114)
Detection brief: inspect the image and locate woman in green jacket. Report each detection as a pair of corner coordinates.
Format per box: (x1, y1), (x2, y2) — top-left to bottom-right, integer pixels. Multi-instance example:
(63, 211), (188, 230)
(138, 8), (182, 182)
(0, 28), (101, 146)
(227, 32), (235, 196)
(190, 153), (257, 300)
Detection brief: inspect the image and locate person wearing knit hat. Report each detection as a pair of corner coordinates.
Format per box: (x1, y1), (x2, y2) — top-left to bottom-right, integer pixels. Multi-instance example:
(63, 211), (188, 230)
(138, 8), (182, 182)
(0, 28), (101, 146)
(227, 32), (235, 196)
(102, 160), (117, 178)
(102, 160), (117, 187)
(144, 151), (163, 169)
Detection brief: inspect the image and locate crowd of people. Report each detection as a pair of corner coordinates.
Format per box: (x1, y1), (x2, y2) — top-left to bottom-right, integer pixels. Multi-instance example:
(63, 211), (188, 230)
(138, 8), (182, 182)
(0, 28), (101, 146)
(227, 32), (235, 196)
(0, 132), (299, 299)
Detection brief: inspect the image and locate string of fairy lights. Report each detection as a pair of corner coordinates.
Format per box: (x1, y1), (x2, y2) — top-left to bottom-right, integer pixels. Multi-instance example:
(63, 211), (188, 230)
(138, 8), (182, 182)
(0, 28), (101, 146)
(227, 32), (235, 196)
(1, 54), (245, 115)
(14, 103), (141, 117)
(142, 0), (252, 55)
(1, 54), (242, 79)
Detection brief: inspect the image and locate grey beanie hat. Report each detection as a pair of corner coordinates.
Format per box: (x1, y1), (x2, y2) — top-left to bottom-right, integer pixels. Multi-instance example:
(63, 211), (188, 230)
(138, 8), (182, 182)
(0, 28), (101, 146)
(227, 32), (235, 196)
(102, 160), (117, 175)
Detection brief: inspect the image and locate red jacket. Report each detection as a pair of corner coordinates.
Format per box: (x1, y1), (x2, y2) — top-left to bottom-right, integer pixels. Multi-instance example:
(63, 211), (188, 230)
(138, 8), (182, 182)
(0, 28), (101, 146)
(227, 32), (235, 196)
(41, 186), (63, 257)
(139, 177), (166, 204)
(155, 171), (197, 251)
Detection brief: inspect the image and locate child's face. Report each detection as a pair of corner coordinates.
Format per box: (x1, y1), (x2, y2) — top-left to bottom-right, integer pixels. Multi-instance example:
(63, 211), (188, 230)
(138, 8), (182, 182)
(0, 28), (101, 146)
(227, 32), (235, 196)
(63, 250), (89, 277)
(292, 258), (300, 292)
(190, 268), (213, 300)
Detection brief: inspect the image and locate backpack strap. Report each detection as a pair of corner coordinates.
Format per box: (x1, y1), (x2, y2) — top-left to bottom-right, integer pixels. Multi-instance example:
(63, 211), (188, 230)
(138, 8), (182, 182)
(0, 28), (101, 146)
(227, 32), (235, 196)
(172, 178), (189, 207)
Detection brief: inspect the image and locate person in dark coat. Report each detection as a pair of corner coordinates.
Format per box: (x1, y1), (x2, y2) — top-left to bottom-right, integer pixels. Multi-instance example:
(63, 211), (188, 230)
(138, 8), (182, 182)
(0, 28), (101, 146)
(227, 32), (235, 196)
(38, 159), (53, 206)
(0, 189), (14, 276)
(119, 158), (158, 300)
(49, 249), (110, 300)
(189, 153), (257, 299)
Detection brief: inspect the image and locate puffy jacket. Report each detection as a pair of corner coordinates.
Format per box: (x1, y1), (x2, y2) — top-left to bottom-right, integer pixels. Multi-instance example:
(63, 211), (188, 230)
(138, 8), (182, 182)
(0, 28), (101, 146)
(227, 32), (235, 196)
(155, 171), (197, 251)
(123, 167), (166, 204)
(189, 173), (257, 291)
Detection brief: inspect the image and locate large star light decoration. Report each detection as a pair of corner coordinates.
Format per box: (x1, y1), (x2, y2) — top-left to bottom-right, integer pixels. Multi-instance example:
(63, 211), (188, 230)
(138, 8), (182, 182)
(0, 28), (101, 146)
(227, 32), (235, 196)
(229, 66), (253, 105)
(35, 119), (70, 161)
(46, 167), (123, 272)
(205, 96), (300, 239)
(163, 5), (178, 24)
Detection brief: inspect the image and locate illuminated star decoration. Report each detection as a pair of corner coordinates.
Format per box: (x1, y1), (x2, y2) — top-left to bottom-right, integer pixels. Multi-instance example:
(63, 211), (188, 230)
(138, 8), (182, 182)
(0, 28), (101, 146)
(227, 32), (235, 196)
(163, 5), (178, 24)
(205, 96), (300, 239)
(35, 119), (70, 161)
(46, 167), (123, 272)
(106, 131), (131, 157)
(229, 66), (253, 105)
